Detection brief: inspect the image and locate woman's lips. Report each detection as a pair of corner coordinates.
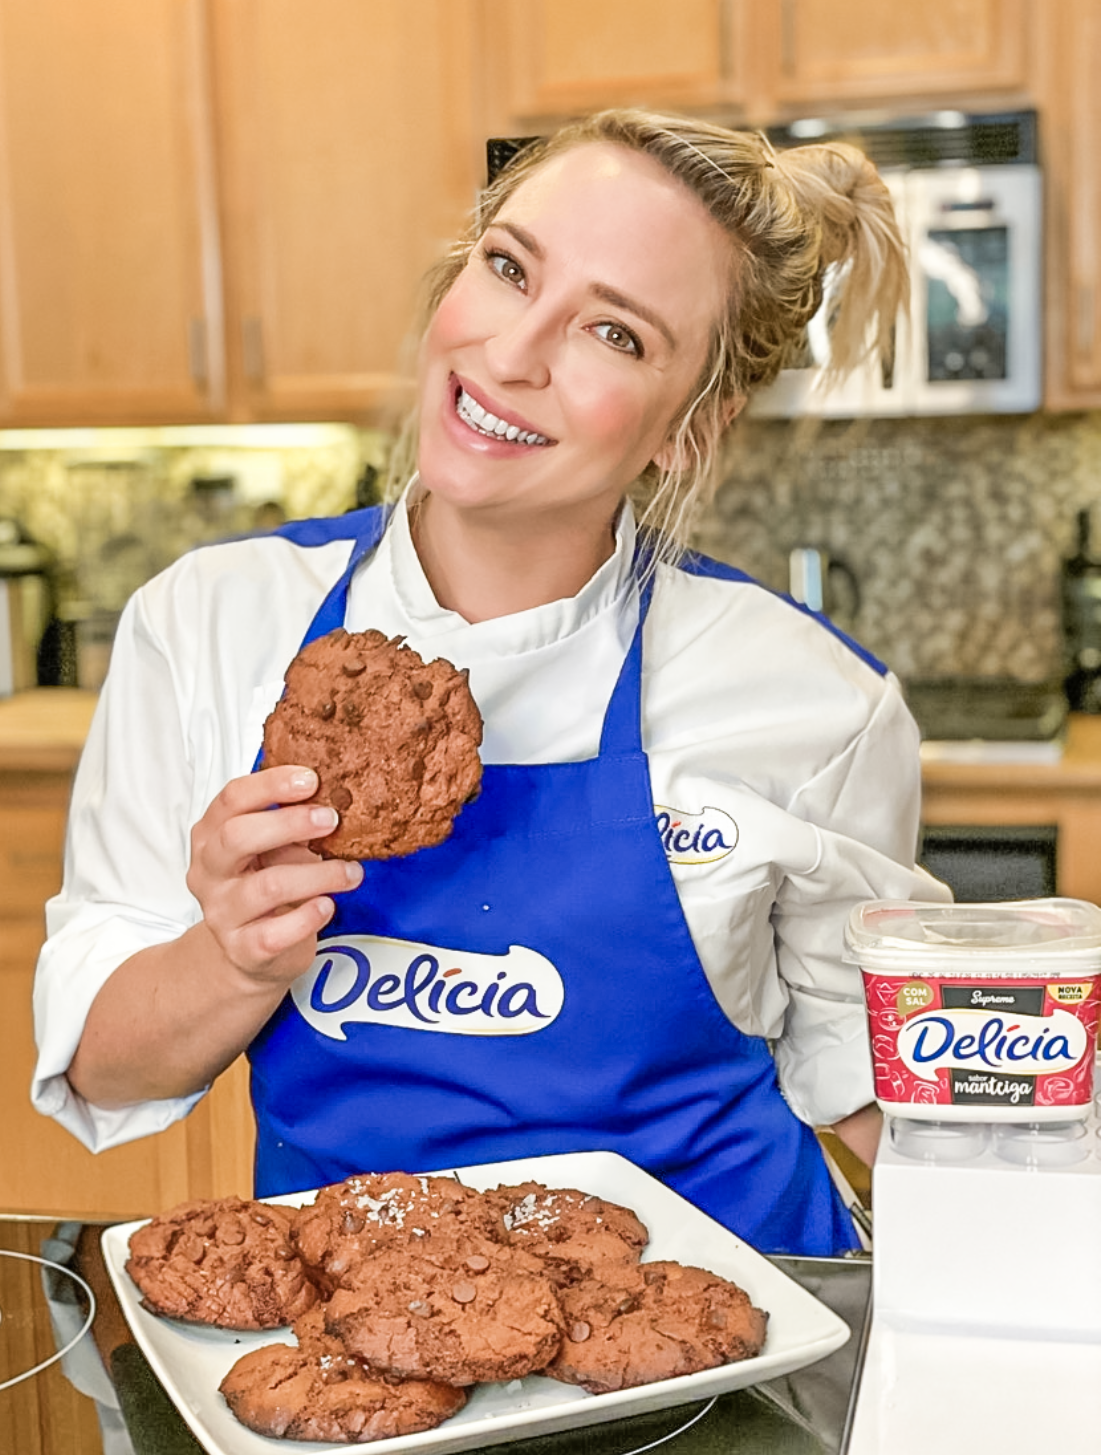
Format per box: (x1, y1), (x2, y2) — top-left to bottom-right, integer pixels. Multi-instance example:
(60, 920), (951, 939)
(451, 377), (554, 447)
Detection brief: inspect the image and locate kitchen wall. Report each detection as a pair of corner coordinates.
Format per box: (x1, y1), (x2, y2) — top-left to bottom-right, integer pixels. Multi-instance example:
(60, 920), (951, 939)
(2, 410), (1100, 688)
(697, 409), (1101, 685)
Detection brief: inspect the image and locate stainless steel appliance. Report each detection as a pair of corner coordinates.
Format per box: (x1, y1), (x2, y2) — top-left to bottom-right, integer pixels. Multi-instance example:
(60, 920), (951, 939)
(751, 110), (1042, 418)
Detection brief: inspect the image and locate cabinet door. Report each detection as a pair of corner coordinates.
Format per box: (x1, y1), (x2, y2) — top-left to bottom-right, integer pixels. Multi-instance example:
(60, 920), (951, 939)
(0, 770), (254, 1219)
(769, 0), (1031, 104)
(210, 0), (479, 422)
(0, 0), (224, 425)
(1041, 0), (1101, 409)
(478, 0), (756, 120)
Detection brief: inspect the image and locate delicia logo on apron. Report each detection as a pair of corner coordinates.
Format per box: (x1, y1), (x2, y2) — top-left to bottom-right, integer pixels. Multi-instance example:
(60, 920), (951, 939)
(292, 934), (565, 1039)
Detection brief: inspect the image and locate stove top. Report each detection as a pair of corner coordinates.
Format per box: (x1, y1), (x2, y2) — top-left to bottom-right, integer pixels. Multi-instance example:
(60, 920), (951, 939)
(902, 677), (1068, 742)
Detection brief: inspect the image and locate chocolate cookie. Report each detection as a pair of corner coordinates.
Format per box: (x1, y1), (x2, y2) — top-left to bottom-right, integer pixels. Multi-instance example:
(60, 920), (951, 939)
(261, 627), (482, 859)
(291, 1172), (500, 1295)
(219, 1305), (467, 1443)
(323, 1237), (565, 1386)
(486, 1182), (649, 1286)
(126, 1197), (318, 1330)
(544, 1260), (768, 1394)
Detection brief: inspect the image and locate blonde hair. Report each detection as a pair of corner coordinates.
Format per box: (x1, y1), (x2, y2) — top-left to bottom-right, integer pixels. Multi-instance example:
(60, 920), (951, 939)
(388, 108), (907, 559)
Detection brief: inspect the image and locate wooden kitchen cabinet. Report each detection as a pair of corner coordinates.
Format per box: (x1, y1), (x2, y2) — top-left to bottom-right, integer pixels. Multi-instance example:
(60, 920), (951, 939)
(475, 0), (1035, 131)
(0, 692), (253, 1219)
(0, 0), (224, 426)
(1037, 0), (1101, 411)
(474, 0), (762, 123)
(766, 0), (1033, 108)
(208, 0), (480, 422)
(0, 0), (481, 429)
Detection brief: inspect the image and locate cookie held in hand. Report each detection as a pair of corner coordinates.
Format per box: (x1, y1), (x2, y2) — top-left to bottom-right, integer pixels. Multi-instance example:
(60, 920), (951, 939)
(261, 628), (483, 860)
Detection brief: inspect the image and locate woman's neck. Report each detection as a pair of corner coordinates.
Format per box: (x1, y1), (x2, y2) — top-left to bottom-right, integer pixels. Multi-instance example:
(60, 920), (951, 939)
(409, 492), (621, 623)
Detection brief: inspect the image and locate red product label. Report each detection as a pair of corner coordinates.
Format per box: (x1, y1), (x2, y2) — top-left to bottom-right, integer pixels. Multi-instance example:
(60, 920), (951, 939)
(861, 971), (1101, 1110)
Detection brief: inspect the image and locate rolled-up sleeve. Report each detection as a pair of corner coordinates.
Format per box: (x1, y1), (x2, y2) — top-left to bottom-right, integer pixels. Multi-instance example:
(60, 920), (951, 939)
(31, 586), (206, 1150)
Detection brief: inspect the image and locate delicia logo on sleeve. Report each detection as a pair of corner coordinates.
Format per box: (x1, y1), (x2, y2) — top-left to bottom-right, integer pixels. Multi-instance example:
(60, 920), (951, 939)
(292, 935), (565, 1040)
(654, 805), (738, 864)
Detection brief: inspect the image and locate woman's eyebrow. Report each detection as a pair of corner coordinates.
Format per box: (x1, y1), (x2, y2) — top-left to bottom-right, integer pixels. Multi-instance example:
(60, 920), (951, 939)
(491, 220), (676, 351)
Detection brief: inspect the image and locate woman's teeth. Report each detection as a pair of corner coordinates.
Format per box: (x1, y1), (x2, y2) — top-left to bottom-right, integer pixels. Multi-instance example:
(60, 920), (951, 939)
(456, 387), (550, 445)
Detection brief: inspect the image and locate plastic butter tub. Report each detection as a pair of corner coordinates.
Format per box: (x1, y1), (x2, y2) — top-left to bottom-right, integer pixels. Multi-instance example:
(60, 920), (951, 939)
(844, 898), (1101, 1122)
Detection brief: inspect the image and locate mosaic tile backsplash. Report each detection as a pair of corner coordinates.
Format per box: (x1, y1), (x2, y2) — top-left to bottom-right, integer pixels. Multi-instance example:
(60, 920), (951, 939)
(696, 410), (1101, 686)
(1, 411), (1100, 688)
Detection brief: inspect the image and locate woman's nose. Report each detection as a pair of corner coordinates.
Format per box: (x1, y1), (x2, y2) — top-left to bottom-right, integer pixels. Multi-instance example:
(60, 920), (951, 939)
(483, 304), (554, 388)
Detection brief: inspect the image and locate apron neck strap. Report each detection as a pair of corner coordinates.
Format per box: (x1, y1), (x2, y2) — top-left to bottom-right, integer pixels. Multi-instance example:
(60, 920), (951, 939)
(598, 559), (654, 757)
(299, 505), (393, 647)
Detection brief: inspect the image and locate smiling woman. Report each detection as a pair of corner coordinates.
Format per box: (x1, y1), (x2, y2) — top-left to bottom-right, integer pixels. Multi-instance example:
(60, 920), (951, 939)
(33, 107), (945, 1258)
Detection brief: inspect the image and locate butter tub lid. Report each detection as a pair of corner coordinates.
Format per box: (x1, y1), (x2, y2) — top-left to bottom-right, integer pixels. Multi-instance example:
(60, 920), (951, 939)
(843, 898), (1101, 975)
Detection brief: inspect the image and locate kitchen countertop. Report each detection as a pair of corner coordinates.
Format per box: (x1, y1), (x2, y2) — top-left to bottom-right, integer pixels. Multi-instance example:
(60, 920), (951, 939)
(7, 687), (1101, 787)
(0, 687), (98, 772)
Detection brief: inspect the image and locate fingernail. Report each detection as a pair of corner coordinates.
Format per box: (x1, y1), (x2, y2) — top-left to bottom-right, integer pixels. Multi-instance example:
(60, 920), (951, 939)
(344, 861), (364, 885)
(310, 806), (338, 829)
(291, 768), (318, 792)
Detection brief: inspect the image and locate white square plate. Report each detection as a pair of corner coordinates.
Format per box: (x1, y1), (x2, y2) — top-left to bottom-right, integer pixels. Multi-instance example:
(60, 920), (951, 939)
(102, 1150), (851, 1454)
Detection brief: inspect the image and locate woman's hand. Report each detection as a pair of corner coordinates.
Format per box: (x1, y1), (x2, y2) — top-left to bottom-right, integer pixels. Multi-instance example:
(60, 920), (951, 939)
(186, 765), (364, 988)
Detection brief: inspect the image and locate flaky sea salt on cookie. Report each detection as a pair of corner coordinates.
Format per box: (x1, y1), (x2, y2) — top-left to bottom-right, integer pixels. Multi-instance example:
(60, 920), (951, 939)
(261, 627), (483, 860)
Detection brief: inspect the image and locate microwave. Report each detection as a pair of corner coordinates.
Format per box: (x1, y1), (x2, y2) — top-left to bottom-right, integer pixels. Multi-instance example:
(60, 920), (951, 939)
(750, 111), (1042, 419)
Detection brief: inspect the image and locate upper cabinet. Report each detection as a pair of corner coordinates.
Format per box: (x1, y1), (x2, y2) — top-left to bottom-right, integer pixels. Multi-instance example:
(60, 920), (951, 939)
(767, 0), (1033, 107)
(1039, 0), (1101, 410)
(475, 0), (762, 121)
(0, 0), (480, 428)
(0, 1), (1096, 422)
(0, 0), (224, 425)
(209, 0), (479, 422)
(475, 0), (1036, 131)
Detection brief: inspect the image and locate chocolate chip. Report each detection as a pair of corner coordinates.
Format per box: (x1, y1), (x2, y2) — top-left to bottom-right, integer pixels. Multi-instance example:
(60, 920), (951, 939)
(318, 700), (336, 720)
(341, 702), (363, 726)
(464, 1254), (490, 1273)
(643, 1267), (664, 1286)
(569, 1321), (592, 1343)
(707, 1307), (728, 1329)
(341, 659), (366, 676)
(412, 680), (433, 700)
(408, 1300), (434, 1318)
(330, 785), (353, 812)
(615, 1295), (639, 1316)
(410, 758), (425, 782)
(451, 1281), (477, 1304)
(341, 1210), (365, 1234)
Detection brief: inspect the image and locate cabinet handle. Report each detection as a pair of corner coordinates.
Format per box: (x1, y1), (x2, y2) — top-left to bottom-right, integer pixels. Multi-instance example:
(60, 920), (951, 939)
(242, 316), (266, 387)
(1077, 284), (1095, 360)
(189, 317), (208, 391)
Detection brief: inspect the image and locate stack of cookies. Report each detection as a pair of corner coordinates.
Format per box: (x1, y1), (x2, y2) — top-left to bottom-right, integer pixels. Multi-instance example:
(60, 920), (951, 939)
(126, 1172), (769, 1445)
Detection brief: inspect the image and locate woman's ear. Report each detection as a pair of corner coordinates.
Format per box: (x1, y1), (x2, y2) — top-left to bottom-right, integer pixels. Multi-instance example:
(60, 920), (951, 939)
(652, 392), (747, 473)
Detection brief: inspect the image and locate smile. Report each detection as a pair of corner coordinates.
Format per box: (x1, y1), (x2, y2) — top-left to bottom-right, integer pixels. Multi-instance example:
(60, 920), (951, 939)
(454, 384), (553, 446)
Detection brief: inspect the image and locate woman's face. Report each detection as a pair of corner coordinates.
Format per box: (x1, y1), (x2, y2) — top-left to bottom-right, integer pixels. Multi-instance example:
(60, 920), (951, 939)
(416, 142), (731, 530)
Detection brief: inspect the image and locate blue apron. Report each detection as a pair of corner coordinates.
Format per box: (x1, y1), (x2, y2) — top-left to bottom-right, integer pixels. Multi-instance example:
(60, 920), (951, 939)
(248, 506), (860, 1256)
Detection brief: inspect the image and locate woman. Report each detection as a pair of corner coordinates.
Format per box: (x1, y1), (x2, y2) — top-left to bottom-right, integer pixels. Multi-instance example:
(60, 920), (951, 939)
(33, 110), (945, 1255)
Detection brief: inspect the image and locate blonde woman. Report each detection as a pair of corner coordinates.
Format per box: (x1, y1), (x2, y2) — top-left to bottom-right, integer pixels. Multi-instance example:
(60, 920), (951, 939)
(35, 110), (944, 1255)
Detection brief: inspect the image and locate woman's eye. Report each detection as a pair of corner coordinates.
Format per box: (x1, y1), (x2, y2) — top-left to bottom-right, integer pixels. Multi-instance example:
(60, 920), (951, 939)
(593, 321), (643, 357)
(486, 250), (526, 287)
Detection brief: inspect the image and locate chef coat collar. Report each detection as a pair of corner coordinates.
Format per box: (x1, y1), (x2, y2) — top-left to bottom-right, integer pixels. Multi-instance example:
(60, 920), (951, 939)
(352, 479), (638, 657)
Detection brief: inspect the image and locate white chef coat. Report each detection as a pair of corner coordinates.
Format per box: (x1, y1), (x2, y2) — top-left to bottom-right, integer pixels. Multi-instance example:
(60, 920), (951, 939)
(32, 492), (947, 1152)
